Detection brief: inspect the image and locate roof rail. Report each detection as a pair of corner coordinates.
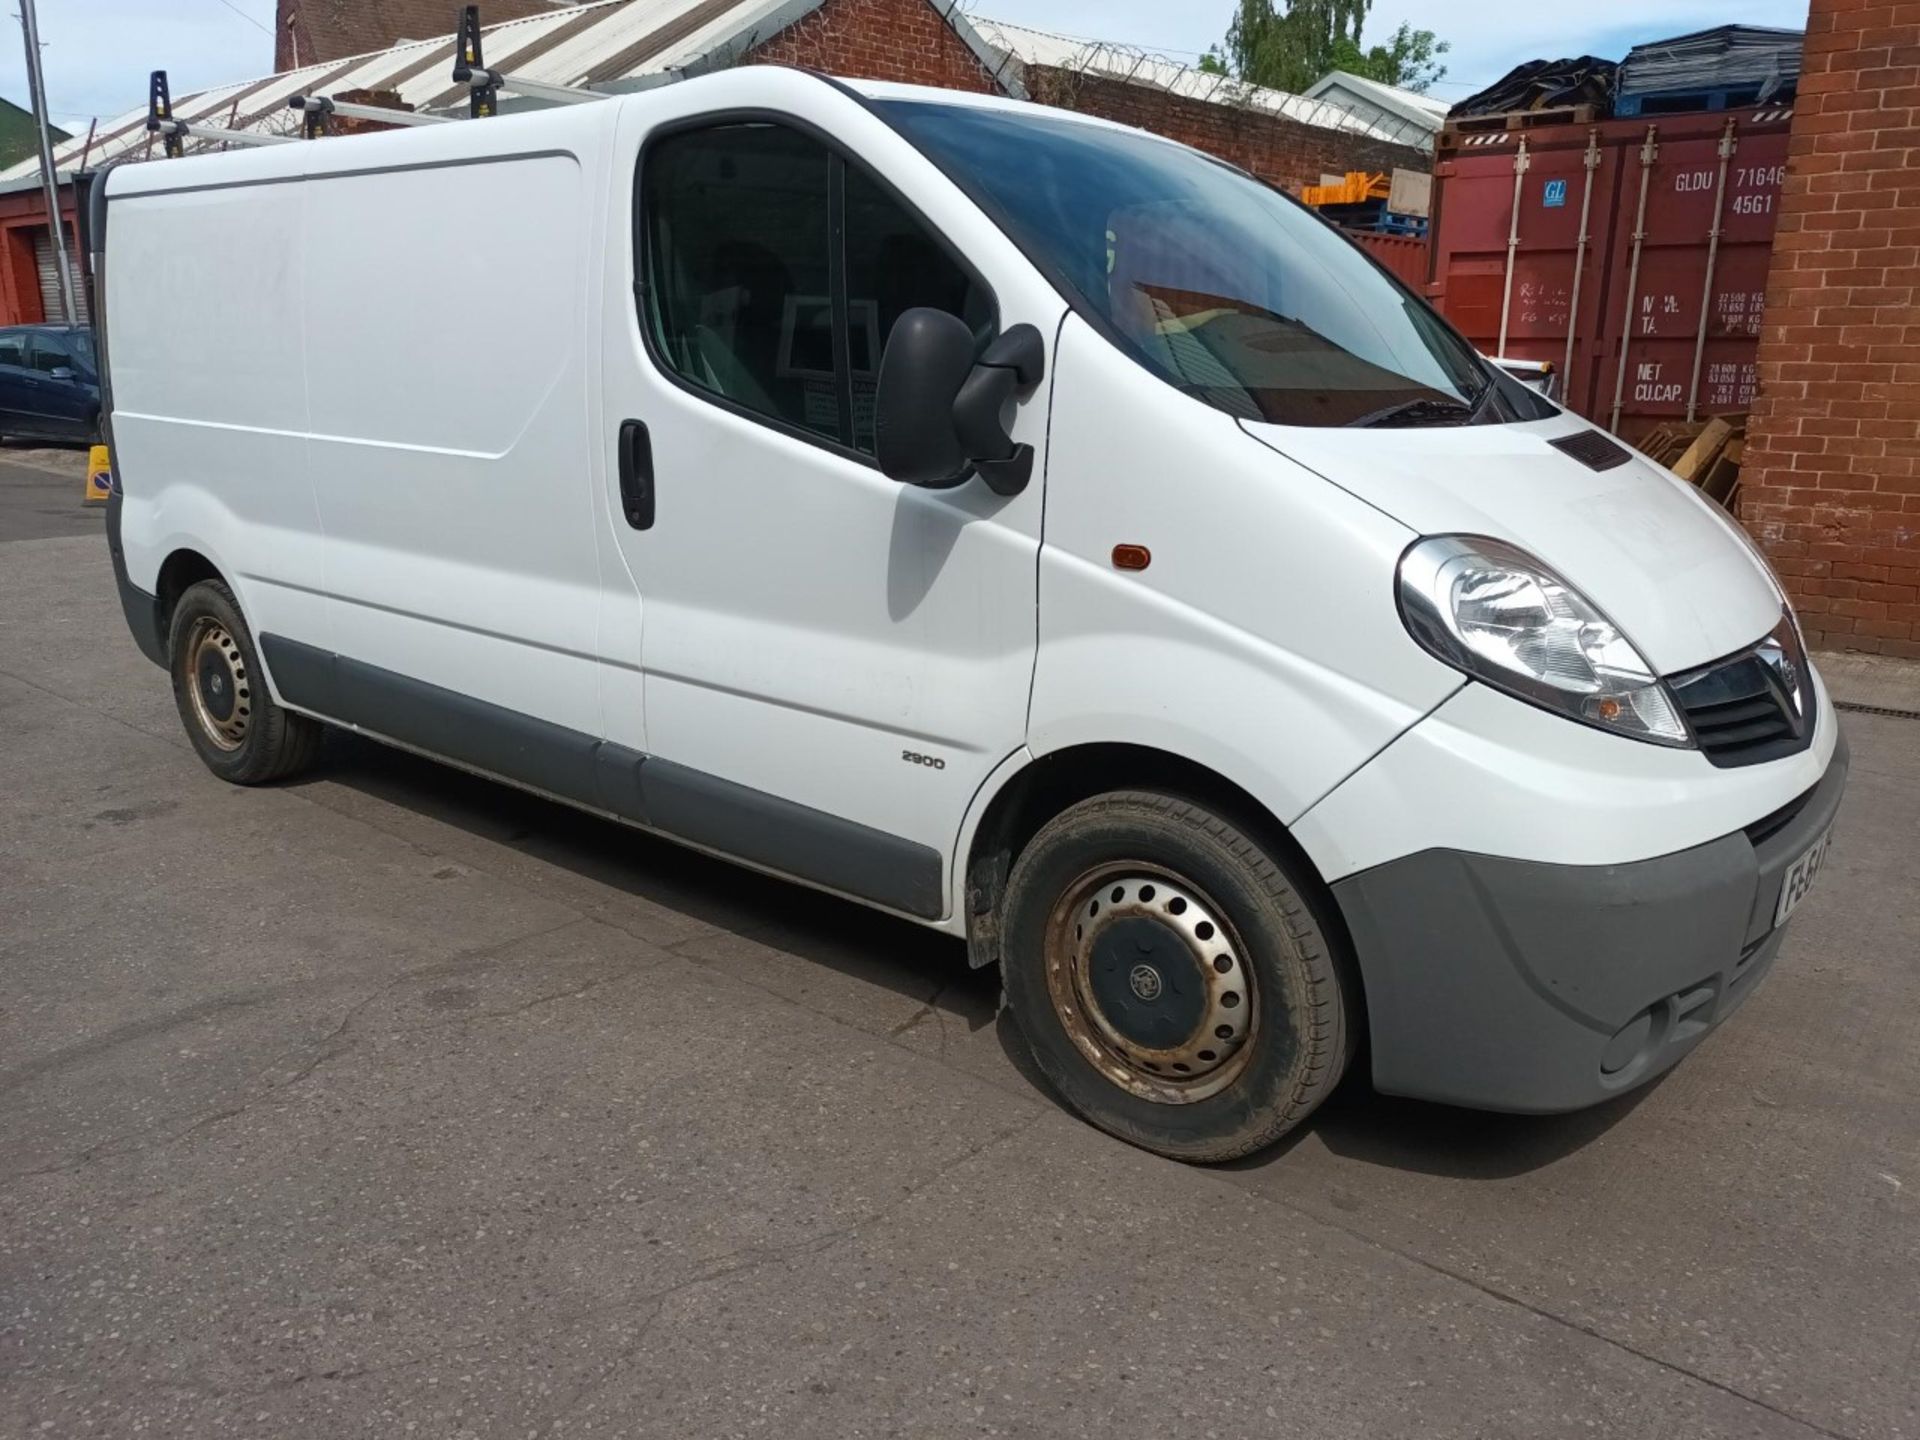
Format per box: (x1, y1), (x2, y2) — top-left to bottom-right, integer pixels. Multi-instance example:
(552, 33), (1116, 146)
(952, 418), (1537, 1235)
(143, 3), (610, 159)
(147, 70), (294, 153)
(452, 3), (607, 116)
(287, 94), (455, 139)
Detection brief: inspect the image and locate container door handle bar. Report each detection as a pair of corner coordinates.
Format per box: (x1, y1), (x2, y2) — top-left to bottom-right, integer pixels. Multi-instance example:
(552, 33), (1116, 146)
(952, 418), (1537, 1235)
(618, 419), (654, 530)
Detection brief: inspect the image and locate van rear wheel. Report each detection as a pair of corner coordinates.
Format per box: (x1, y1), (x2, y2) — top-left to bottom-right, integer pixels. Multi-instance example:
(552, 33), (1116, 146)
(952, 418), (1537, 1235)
(1001, 791), (1352, 1163)
(168, 579), (322, 785)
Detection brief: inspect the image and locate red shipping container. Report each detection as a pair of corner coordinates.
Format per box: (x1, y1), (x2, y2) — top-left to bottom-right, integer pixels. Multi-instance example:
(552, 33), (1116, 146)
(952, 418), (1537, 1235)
(1351, 231), (1430, 292)
(1426, 105), (1794, 443)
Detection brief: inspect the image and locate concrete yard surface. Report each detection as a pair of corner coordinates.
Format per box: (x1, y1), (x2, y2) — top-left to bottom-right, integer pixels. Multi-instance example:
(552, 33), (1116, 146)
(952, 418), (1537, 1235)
(0, 451), (98, 544)
(1, 530), (1917, 1439)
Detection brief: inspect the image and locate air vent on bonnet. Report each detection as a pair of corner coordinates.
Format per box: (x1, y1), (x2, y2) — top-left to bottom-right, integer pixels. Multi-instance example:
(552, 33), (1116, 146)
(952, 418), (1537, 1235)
(1547, 428), (1632, 472)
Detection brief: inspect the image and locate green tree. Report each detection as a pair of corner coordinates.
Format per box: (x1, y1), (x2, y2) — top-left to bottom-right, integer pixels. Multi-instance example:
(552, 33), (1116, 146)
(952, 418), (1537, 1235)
(1215, 1), (1449, 95)
(1335, 21), (1450, 93)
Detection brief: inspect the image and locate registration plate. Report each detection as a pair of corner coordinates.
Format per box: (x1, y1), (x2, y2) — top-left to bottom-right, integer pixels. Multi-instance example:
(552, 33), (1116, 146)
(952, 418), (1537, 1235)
(1774, 829), (1833, 927)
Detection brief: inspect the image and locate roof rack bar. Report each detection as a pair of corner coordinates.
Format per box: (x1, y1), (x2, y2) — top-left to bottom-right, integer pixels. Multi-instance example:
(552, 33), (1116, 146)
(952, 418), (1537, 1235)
(148, 70), (295, 151)
(452, 4), (606, 115)
(461, 69), (606, 106)
(154, 118), (298, 148)
(287, 94), (456, 135)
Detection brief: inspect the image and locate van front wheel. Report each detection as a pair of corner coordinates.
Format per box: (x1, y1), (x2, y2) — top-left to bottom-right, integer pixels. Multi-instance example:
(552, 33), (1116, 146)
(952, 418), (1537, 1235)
(168, 579), (322, 785)
(1001, 791), (1352, 1162)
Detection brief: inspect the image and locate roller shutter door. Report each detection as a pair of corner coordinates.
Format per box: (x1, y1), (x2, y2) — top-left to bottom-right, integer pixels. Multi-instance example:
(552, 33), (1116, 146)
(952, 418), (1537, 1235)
(33, 228), (87, 324)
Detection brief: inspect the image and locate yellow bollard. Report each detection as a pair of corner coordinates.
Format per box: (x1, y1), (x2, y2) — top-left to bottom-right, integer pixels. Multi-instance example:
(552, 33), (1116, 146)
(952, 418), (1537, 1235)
(83, 444), (112, 506)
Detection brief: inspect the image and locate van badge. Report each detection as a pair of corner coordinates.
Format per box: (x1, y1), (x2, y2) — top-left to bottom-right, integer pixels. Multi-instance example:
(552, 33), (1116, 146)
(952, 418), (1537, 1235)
(1129, 965), (1162, 1001)
(1757, 638), (1802, 718)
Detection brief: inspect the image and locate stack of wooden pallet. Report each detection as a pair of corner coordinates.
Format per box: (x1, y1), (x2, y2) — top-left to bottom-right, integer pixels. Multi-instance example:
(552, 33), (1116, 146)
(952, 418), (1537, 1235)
(1438, 103), (1601, 141)
(1637, 415), (1746, 511)
(1301, 171), (1390, 207)
(1300, 171), (1431, 236)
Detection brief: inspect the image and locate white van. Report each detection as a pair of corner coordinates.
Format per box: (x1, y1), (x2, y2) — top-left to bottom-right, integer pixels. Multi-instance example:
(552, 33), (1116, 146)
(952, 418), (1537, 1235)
(94, 68), (1845, 1161)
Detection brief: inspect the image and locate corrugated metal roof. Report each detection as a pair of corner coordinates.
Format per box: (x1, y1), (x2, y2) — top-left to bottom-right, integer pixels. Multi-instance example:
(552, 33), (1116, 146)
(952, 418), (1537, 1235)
(967, 18), (1437, 151)
(1303, 69), (1449, 133)
(4, 0), (1424, 185)
(2, 0), (735, 179)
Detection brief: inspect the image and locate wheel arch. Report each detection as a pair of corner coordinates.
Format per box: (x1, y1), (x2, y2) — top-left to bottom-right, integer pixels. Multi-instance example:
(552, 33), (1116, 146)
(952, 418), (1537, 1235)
(149, 545), (238, 648)
(959, 742), (1361, 1003)
(153, 547), (227, 635)
(110, 498), (241, 671)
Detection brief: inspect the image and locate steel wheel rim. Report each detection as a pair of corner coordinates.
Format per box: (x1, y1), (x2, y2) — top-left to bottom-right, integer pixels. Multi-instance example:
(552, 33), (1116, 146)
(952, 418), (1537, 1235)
(184, 618), (251, 752)
(1042, 862), (1258, 1104)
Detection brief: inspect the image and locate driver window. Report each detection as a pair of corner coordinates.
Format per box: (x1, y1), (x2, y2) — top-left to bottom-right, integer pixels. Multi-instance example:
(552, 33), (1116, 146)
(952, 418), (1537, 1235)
(843, 163), (992, 454)
(642, 123), (837, 442)
(641, 119), (990, 457)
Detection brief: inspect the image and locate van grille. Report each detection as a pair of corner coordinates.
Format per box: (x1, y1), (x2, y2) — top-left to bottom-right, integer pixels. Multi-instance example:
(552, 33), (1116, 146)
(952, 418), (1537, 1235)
(1667, 619), (1815, 769)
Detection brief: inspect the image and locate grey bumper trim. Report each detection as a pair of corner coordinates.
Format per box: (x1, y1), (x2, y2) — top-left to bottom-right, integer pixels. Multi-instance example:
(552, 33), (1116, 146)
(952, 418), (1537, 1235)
(1332, 728), (1850, 1113)
(106, 488), (167, 669)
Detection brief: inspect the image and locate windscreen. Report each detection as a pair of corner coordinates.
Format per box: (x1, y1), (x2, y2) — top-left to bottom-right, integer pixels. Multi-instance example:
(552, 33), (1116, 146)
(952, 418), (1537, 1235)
(875, 99), (1493, 428)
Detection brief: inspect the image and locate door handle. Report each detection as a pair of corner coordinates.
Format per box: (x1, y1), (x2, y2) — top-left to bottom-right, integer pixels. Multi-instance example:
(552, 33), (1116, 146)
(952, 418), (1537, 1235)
(618, 418), (654, 530)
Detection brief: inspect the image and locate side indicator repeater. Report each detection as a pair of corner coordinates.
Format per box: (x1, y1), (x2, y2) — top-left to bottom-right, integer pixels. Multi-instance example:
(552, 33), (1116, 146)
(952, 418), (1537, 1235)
(1112, 544), (1151, 572)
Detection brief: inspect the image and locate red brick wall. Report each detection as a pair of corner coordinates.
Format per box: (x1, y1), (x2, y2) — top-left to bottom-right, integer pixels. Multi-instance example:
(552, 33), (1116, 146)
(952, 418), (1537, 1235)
(1739, 0), (1920, 656)
(746, 0), (998, 92)
(747, 7), (1425, 188)
(1025, 69), (1429, 194)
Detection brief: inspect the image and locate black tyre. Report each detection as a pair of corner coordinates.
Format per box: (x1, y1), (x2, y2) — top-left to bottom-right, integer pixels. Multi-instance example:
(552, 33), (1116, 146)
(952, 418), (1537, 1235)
(168, 579), (322, 784)
(1001, 791), (1353, 1162)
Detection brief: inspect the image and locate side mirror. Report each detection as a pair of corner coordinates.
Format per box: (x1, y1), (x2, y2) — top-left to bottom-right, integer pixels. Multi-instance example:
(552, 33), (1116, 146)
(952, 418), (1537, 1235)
(875, 308), (1045, 496)
(874, 309), (974, 488)
(49, 366), (74, 381)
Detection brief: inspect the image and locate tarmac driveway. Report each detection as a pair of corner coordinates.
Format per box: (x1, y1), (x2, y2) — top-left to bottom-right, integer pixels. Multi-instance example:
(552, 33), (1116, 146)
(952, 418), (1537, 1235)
(1, 527), (1916, 1439)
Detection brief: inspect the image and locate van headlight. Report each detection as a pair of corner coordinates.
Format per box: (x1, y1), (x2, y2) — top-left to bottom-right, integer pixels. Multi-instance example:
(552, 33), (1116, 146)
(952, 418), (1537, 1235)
(1397, 535), (1691, 747)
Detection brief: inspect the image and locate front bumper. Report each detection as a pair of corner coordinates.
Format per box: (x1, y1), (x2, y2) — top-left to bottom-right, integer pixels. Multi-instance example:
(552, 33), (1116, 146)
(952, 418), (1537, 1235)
(1331, 728), (1850, 1113)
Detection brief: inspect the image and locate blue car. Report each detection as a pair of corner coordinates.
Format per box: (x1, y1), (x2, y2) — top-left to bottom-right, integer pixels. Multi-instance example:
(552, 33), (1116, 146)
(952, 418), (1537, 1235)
(0, 323), (100, 445)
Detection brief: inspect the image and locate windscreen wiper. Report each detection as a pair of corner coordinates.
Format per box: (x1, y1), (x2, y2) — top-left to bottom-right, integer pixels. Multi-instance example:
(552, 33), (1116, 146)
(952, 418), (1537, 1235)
(1347, 395), (1478, 429)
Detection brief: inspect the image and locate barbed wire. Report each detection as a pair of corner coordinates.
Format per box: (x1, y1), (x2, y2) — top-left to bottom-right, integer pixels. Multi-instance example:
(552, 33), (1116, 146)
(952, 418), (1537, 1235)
(957, 8), (1436, 151)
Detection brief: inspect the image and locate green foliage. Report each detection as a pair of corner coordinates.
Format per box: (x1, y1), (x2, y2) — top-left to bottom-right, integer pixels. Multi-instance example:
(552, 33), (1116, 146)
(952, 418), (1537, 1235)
(1339, 22), (1450, 94)
(1214, 1), (1449, 96)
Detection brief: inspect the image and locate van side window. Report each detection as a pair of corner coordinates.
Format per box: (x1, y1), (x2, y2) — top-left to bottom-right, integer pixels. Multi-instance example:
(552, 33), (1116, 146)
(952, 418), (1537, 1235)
(640, 119), (991, 457)
(0, 335), (23, 368)
(843, 162), (991, 455)
(642, 124), (838, 443)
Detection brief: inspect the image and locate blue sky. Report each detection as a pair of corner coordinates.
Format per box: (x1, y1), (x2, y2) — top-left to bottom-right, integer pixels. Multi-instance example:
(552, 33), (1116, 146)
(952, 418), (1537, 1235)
(3, 0), (1813, 131)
